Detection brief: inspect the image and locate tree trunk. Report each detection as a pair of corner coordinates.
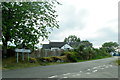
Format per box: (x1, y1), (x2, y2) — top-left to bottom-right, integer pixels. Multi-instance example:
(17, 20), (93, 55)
(2, 39), (7, 58)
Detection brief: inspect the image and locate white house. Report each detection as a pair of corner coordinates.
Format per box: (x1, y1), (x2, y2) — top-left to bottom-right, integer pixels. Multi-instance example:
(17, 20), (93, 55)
(42, 42), (73, 50)
(61, 44), (73, 50)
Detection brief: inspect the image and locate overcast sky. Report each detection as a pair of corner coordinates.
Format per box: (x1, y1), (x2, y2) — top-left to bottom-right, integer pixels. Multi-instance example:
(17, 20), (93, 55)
(40, 0), (119, 48)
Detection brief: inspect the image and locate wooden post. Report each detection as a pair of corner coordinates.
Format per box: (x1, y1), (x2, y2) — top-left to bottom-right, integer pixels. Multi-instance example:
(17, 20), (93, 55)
(22, 53), (24, 61)
(28, 53), (29, 61)
(17, 53), (19, 63)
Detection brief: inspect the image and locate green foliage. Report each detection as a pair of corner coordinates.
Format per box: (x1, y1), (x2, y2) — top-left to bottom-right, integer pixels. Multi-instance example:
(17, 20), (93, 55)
(29, 57), (37, 63)
(64, 35), (80, 42)
(92, 48), (111, 59)
(73, 45), (111, 60)
(80, 40), (93, 48)
(2, 1), (60, 57)
(39, 57), (53, 62)
(102, 42), (119, 48)
(102, 42), (119, 53)
(116, 59), (120, 65)
(37, 56), (68, 63)
(63, 51), (78, 62)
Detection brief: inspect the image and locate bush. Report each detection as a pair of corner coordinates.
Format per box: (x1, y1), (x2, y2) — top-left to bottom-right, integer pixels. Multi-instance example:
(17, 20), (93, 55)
(51, 56), (61, 62)
(39, 57), (53, 62)
(51, 56), (68, 62)
(63, 51), (78, 62)
(29, 57), (37, 63)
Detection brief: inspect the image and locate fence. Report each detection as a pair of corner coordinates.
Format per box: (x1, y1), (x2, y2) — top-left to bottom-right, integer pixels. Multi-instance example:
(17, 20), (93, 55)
(30, 49), (64, 58)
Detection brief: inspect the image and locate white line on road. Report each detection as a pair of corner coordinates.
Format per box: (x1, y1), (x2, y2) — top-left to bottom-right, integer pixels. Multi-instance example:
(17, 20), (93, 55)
(87, 69), (91, 71)
(63, 77), (68, 78)
(92, 70), (98, 72)
(76, 73), (81, 76)
(79, 71), (82, 73)
(63, 73), (71, 76)
(85, 72), (91, 74)
(93, 67), (97, 69)
(48, 75), (58, 78)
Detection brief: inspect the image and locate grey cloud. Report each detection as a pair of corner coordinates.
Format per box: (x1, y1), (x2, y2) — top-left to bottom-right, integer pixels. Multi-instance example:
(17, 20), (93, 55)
(48, 5), (88, 41)
(89, 27), (118, 47)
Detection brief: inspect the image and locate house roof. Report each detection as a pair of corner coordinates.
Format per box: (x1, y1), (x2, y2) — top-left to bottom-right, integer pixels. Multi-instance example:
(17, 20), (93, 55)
(42, 41), (92, 49)
(42, 44), (50, 49)
(50, 42), (67, 48)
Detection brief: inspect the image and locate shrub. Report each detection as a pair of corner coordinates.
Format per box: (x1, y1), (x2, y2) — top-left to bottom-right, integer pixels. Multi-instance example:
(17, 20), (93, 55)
(51, 56), (61, 62)
(29, 57), (37, 63)
(39, 57), (53, 62)
(51, 56), (68, 62)
(63, 51), (78, 62)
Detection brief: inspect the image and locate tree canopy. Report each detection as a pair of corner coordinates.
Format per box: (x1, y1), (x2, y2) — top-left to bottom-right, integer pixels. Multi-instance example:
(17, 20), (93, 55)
(102, 42), (119, 53)
(64, 35), (80, 42)
(102, 42), (119, 48)
(2, 1), (60, 57)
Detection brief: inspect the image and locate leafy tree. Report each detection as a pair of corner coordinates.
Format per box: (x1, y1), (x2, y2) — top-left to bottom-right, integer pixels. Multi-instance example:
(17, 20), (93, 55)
(102, 42), (118, 48)
(64, 35), (80, 42)
(102, 42), (119, 53)
(2, 1), (60, 58)
(80, 40), (93, 48)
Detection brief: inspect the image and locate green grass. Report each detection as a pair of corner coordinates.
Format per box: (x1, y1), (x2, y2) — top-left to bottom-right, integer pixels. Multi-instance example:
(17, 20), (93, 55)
(2, 56), (112, 70)
(2, 57), (41, 70)
(2, 57), (68, 70)
(115, 59), (120, 65)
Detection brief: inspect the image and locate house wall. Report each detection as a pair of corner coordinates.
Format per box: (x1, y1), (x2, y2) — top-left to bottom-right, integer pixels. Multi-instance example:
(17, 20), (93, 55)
(51, 48), (60, 50)
(61, 44), (73, 50)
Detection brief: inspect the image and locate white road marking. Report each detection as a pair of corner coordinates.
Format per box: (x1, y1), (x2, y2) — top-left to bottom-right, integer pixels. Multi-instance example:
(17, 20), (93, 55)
(109, 65), (113, 67)
(85, 72), (91, 74)
(92, 70), (98, 72)
(72, 75), (77, 77)
(105, 66), (109, 68)
(48, 75), (58, 78)
(63, 77), (68, 78)
(100, 68), (104, 69)
(98, 66), (101, 68)
(79, 71), (82, 73)
(103, 65), (106, 67)
(87, 69), (91, 71)
(63, 73), (71, 76)
(76, 73), (81, 76)
(93, 67), (97, 69)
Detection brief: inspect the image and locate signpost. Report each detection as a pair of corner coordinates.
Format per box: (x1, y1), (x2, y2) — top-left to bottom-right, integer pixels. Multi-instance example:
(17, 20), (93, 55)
(15, 49), (31, 63)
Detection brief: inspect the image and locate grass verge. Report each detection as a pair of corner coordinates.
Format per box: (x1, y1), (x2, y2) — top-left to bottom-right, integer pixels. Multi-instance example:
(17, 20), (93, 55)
(2, 56), (112, 70)
(115, 59), (120, 65)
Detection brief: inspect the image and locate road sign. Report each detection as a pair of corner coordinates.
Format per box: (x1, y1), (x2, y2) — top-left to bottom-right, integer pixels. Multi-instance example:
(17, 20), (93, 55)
(15, 49), (31, 53)
(15, 48), (31, 63)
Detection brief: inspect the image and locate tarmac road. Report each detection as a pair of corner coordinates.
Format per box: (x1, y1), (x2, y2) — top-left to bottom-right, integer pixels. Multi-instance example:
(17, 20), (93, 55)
(2, 56), (118, 78)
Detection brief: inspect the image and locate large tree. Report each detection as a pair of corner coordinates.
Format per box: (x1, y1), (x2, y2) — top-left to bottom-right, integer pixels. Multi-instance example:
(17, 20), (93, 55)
(102, 42), (119, 53)
(2, 1), (60, 58)
(64, 35), (80, 42)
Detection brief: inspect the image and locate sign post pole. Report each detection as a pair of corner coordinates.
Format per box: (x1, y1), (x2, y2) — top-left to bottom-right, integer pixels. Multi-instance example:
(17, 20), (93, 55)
(22, 52), (24, 61)
(17, 53), (19, 63)
(28, 53), (29, 61)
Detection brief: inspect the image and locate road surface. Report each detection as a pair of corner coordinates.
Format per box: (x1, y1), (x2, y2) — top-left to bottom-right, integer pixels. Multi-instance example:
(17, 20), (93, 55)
(2, 57), (118, 78)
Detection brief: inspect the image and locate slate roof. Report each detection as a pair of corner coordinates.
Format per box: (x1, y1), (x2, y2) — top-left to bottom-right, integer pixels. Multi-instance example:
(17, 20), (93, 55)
(49, 42), (67, 48)
(42, 44), (50, 49)
(42, 42), (68, 49)
(42, 41), (92, 49)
